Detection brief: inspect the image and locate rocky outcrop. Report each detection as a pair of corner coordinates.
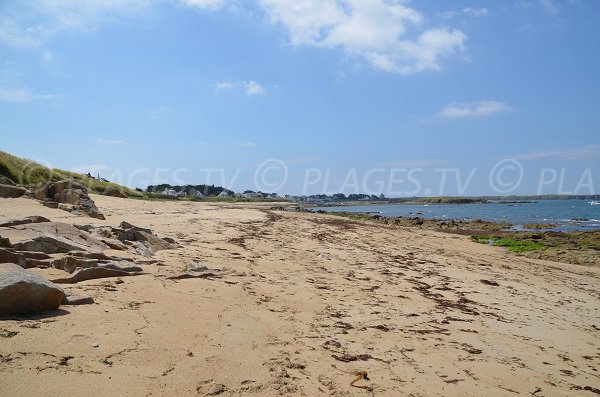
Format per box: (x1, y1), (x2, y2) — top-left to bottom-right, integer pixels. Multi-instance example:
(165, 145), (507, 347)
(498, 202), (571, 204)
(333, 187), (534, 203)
(0, 263), (66, 315)
(0, 248), (51, 268)
(113, 221), (178, 256)
(4, 222), (109, 254)
(33, 180), (105, 219)
(0, 184), (26, 198)
(167, 262), (241, 280)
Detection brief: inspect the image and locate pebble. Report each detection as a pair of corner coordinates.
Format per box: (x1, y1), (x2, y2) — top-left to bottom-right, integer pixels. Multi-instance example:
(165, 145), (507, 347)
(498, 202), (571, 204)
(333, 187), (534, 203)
(92, 342), (99, 348)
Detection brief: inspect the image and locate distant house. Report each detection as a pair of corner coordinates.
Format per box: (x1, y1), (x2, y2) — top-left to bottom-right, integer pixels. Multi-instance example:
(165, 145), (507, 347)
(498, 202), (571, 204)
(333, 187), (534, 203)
(218, 191), (229, 198)
(162, 188), (177, 196)
(194, 191), (203, 198)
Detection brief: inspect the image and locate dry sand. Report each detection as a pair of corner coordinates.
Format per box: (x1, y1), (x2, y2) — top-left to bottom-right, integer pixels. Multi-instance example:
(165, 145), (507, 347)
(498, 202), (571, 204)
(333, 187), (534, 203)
(1, 195), (599, 396)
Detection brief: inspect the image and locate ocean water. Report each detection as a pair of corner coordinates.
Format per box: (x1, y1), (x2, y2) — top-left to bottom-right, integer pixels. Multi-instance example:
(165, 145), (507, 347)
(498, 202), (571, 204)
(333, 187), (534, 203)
(312, 199), (600, 231)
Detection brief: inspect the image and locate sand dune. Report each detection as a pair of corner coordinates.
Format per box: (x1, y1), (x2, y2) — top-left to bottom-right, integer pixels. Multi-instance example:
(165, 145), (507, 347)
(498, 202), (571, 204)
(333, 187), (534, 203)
(1, 195), (599, 396)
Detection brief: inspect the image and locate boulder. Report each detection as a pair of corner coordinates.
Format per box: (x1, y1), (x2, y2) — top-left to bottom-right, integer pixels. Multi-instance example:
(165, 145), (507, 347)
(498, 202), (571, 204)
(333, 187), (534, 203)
(0, 184), (26, 198)
(32, 180), (104, 219)
(0, 175), (15, 186)
(0, 216), (50, 228)
(14, 235), (97, 254)
(0, 263), (65, 315)
(114, 222), (177, 255)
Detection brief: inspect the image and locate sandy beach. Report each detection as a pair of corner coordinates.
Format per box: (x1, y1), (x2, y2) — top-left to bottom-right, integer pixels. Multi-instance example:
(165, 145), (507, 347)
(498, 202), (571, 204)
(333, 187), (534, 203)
(1, 195), (599, 396)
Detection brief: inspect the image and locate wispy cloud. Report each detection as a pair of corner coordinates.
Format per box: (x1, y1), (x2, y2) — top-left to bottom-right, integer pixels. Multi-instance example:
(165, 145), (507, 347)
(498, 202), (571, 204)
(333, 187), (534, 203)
(260, 0), (466, 75)
(512, 145), (600, 161)
(462, 7), (489, 17)
(97, 138), (127, 145)
(0, 85), (60, 103)
(215, 80), (266, 96)
(236, 142), (255, 148)
(439, 100), (512, 118)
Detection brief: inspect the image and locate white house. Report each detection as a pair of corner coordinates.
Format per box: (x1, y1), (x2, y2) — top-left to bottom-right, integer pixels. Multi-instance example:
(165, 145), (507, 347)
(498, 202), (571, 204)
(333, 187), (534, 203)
(162, 188), (177, 196)
(218, 191), (230, 198)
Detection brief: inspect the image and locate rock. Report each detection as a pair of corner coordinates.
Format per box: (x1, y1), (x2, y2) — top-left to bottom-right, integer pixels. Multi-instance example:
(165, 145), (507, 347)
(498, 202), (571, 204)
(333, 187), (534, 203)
(62, 290), (94, 305)
(0, 237), (11, 248)
(104, 186), (127, 198)
(52, 256), (99, 273)
(52, 263), (143, 284)
(3, 221), (109, 254)
(0, 175), (15, 185)
(0, 248), (50, 268)
(14, 235), (98, 254)
(114, 222), (177, 255)
(0, 248), (25, 267)
(167, 264), (239, 280)
(91, 342), (99, 348)
(0, 216), (50, 227)
(0, 184), (26, 198)
(33, 180), (104, 219)
(42, 201), (59, 209)
(0, 263), (66, 315)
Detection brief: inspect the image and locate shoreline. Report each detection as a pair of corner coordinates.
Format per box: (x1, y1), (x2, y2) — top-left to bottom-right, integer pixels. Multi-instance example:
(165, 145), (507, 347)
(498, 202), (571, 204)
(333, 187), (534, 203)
(301, 209), (600, 267)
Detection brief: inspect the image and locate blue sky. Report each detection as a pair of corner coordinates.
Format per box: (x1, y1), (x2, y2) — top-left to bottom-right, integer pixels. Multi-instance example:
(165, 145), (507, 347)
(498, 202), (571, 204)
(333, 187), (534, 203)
(1, 0), (599, 196)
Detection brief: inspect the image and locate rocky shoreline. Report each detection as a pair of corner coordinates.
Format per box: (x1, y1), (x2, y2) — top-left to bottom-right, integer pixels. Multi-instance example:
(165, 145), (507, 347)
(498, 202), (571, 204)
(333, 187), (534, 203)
(308, 210), (600, 266)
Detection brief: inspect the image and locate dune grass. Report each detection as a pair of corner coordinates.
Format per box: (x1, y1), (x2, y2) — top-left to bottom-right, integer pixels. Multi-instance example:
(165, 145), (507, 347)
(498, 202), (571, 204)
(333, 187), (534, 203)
(0, 150), (144, 198)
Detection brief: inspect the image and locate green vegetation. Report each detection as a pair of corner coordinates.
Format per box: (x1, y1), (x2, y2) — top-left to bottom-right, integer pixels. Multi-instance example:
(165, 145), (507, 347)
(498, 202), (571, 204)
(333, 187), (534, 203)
(330, 212), (372, 221)
(471, 235), (545, 252)
(0, 150), (144, 198)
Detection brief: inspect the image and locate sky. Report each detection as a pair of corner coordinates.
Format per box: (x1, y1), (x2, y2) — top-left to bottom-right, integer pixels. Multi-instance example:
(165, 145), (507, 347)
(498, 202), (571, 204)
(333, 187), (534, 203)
(0, 0), (599, 196)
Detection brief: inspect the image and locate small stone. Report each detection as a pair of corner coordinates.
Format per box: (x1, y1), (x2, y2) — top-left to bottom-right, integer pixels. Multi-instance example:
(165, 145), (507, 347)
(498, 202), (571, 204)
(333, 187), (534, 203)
(91, 342), (99, 348)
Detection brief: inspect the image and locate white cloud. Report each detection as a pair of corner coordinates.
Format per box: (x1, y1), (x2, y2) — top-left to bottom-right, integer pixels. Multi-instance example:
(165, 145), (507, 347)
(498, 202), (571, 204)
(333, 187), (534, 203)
(97, 138), (127, 145)
(260, 0), (466, 74)
(215, 80), (266, 96)
(0, 85), (60, 103)
(439, 101), (511, 118)
(244, 80), (265, 96)
(512, 145), (600, 161)
(462, 7), (488, 17)
(0, 0), (155, 49)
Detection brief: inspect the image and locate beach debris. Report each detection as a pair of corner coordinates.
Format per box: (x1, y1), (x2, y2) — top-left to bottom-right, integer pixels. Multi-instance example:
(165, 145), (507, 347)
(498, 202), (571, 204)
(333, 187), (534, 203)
(0, 263), (65, 315)
(330, 364), (371, 390)
(480, 279), (500, 287)
(167, 262), (241, 280)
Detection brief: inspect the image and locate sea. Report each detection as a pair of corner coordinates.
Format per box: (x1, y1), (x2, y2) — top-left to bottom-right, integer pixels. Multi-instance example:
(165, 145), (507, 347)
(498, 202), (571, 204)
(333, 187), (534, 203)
(311, 199), (600, 231)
